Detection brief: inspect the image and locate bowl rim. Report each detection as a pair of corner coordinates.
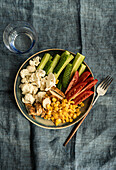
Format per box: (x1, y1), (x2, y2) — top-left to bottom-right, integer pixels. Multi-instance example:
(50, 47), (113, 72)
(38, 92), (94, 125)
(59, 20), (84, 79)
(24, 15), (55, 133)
(14, 48), (95, 129)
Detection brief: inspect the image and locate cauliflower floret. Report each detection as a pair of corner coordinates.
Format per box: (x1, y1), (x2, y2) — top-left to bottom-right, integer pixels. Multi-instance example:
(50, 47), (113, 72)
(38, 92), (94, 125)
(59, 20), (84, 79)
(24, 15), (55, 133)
(19, 83), (38, 94)
(31, 82), (37, 86)
(32, 86), (38, 94)
(40, 77), (47, 91)
(36, 92), (46, 103)
(19, 84), (30, 94)
(29, 73), (36, 82)
(26, 65), (36, 72)
(22, 93), (35, 104)
(45, 73), (56, 91)
(36, 78), (41, 88)
(29, 56), (41, 66)
(28, 72), (41, 88)
(21, 77), (29, 84)
(20, 69), (30, 78)
(28, 70), (46, 88)
(36, 69), (46, 78)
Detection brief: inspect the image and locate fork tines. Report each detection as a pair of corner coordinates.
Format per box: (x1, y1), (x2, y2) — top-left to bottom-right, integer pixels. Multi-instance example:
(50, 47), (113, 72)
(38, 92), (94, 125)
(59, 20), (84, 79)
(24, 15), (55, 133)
(101, 75), (113, 90)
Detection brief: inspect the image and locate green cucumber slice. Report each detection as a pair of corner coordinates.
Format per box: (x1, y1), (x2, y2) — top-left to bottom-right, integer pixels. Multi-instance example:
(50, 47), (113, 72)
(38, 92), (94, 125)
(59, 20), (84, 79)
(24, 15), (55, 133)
(70, 53), (85, 78)
(47, 54), (61, 74)
(62, 63), (72, 88)
(54, 54), (74, 79)
(37, 53), (50, 70)
(78, 63), (86, 76)
(54, 51), (70, 74)
(57, 74), (62, 90)
(44, 58), (53, 73)
(61, 51), (70, 58)
(57, 80), (62, 90)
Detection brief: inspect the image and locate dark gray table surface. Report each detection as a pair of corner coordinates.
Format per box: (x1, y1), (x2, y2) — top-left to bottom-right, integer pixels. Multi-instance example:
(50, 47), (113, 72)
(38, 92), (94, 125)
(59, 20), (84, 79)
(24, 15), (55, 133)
(0, 0), (116, 170)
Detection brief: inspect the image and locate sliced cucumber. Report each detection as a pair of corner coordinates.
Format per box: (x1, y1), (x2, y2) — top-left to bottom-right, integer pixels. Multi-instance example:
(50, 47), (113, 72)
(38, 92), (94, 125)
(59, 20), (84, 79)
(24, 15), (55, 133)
(70, 53), (85, 78)
(37, 53), (51, 70)
(44, 58), (53, 73)
(57, 74), (62, 90)
(54, 54), (74, 79)
(62, 63), (72, 88)
(57, 80), (62, 90)
(78, 63), (86, 76)
(54, 51), (70, 73)
(61, 50), (70, 58)
(47, 54), (61, 74)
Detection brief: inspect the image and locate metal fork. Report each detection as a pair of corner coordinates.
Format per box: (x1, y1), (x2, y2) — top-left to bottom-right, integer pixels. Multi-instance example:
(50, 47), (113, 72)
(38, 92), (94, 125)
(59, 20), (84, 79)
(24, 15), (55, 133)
(92, 75), (113, 106)
(63, 75), (113, 146)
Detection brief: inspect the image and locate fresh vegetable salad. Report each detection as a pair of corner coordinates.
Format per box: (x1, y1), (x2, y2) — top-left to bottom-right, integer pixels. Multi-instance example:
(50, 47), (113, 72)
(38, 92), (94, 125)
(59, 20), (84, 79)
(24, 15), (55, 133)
(19, 51), (98, 126)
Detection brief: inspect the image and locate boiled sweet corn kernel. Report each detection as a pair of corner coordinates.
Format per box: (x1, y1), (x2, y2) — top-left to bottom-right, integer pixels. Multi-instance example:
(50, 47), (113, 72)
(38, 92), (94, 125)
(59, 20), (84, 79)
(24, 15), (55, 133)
(43, 97), (84, 126)
(52, 97), (57, 102)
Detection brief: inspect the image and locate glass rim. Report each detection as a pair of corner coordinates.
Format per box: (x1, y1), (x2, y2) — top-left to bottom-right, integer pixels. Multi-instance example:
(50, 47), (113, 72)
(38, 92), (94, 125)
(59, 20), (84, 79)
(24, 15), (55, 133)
(3, 20), (37, 54)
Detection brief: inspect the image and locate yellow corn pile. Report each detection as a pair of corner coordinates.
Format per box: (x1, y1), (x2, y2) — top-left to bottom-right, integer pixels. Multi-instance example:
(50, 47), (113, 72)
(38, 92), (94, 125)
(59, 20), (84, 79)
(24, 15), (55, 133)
(43, 97), (84, 126)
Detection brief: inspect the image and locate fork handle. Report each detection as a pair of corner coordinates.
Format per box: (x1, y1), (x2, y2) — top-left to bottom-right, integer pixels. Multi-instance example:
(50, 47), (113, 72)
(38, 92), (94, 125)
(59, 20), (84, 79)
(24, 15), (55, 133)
(63, 94), (100, 146)
(92, 94), (100, 106)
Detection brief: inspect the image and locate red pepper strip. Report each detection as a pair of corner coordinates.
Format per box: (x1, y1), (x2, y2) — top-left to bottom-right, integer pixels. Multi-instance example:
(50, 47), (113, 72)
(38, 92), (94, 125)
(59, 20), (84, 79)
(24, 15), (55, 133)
(66, 82), (87, 101)
(65, 71), (79, 95)
(84, 77), (94, 90)
(78, 71), (91, 84)
(73, 79), (98, 99)
(73, 91), (94, 105)
(85, 77), (94, 84)
(84, 79), (98, 90)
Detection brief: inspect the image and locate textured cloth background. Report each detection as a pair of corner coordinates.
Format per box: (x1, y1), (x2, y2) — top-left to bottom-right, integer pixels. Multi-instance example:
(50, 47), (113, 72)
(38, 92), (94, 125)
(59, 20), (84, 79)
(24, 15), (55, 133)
(0, 0), (116, 170)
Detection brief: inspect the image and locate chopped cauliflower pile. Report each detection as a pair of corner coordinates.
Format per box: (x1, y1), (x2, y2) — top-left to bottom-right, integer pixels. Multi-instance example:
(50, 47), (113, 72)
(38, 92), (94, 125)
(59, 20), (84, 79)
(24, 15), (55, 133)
(19, 56), (56, 105)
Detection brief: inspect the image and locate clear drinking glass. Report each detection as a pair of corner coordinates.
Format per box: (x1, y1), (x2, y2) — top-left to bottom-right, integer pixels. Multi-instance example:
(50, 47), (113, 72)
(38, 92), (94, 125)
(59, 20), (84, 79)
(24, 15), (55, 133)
(3, 21), (37, 54)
